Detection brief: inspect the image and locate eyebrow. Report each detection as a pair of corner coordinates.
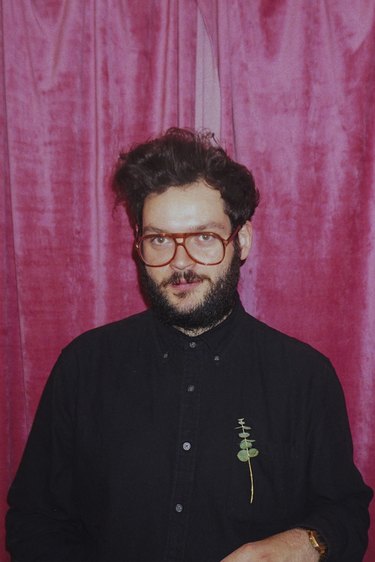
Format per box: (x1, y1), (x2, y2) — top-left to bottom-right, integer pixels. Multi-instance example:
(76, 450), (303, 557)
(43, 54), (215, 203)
(142, 222), (228, 234)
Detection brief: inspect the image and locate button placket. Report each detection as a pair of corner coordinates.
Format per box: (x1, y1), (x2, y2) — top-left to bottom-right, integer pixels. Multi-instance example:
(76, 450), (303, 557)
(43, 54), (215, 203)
(164, 344), (201, 561)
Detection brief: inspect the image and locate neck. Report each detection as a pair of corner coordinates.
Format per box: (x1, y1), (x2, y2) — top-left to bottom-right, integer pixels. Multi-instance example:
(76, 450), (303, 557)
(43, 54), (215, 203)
(174, 309), (232, 337)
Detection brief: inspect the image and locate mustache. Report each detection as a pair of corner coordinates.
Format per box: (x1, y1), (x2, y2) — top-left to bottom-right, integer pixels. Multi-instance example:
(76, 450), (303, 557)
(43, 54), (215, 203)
(161, 270), (210, 288)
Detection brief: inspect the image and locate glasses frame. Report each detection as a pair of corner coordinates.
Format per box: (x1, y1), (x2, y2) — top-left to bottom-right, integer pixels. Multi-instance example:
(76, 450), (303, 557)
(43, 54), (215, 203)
(135, 225), (241, 267)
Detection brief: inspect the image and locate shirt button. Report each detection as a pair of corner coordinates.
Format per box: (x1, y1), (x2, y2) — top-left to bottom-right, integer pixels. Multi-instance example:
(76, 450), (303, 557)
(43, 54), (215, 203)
(189, 341), (197, 349)
(187, 384), (195, 392)
(214, 355), (220, 361)
(182, 441), (191, 451)
(163, 352), (169, 359)
(175, 503), (183, 513)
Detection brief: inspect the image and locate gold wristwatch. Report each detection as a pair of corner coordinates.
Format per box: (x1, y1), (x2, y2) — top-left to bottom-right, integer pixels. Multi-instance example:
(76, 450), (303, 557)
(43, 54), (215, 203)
(307, 529), (328, 558)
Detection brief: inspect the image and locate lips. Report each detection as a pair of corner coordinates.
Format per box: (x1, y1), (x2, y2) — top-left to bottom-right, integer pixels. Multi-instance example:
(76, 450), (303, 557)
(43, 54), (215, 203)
(171, 277), (201, 286)
(162, 270), (207, 288)
(169, 281), (204, 303)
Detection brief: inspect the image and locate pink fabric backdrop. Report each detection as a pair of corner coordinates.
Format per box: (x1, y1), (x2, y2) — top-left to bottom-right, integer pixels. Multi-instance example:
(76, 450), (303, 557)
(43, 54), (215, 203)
(1, 1), (198, 558)
(199, 0), (375, 562)
(197, 3), (375, 559)
(1, 1), (374, 560)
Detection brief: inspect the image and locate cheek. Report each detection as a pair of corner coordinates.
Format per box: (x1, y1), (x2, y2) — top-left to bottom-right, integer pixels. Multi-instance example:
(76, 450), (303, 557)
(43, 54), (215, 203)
(145, 266), (169, 285)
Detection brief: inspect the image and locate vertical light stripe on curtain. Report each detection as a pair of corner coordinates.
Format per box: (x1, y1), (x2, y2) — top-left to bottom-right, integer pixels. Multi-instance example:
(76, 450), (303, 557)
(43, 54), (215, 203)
(194, 7), (221, 134)
(0, 1), (198, 559)
(197, 1), (375, 559)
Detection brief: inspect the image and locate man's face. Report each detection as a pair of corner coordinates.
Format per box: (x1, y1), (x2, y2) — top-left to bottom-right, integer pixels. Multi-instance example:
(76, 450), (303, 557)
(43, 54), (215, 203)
(138, 182), (251, 331)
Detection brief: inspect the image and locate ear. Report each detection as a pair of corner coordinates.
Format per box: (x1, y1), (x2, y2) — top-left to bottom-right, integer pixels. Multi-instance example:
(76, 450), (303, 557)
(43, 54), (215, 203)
(238, 221), (252, 261)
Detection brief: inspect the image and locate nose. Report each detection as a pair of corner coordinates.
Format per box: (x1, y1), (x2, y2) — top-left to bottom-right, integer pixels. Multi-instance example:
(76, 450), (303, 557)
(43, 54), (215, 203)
(170, 241), (194, 270)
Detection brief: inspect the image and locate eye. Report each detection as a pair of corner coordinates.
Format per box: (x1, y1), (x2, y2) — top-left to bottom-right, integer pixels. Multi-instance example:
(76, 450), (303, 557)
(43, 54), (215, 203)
(197, 233), (215, 243)
(150, 235), (171, 246)
(191, 233), (218, 247)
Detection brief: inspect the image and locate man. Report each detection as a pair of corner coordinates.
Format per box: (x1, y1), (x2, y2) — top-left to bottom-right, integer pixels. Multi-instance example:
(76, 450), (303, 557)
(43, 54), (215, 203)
(6, 128), (372, 561)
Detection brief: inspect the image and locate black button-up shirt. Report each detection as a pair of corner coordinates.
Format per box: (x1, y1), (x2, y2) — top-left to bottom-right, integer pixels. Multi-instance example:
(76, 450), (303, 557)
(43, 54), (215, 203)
(6, 298), (372, 561)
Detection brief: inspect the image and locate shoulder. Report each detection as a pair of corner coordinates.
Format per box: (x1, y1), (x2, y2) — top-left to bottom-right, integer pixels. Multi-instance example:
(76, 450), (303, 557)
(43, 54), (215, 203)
(239, 309), (336, 382)
(237, 312), (349, 417)
(46, 310), (154, 392)
(248, 312), (326, 356)
(61, 309), (153, 358)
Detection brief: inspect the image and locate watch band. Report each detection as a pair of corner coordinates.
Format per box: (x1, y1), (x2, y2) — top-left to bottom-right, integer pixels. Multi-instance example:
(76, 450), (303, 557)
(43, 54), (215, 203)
(307, 529), (328, 558)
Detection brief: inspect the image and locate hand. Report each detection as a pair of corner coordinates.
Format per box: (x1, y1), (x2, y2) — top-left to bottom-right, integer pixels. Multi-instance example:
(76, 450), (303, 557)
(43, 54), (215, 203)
(220, 529), (320, 562)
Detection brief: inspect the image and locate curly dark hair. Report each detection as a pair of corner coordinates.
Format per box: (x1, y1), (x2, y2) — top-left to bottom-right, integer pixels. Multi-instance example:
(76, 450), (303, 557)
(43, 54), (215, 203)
(112, 128), (259, 230)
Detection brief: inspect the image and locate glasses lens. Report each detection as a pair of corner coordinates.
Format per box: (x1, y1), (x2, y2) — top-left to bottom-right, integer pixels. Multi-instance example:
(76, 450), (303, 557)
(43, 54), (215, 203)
(140, 235), (175, 266)
(185, 233), (224, 264)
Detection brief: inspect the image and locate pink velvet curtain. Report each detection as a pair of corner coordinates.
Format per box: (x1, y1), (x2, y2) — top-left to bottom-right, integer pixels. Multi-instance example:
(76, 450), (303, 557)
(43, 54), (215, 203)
(1, 1), (374, 560)
(197, 4), (375, 559)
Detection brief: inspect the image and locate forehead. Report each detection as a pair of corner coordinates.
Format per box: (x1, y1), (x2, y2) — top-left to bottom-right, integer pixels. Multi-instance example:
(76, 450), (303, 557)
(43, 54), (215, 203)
(142, 182), (230, 232)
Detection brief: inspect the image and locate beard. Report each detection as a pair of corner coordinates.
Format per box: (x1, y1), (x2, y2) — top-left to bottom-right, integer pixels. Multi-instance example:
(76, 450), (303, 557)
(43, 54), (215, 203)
(138, 250), (241, 332)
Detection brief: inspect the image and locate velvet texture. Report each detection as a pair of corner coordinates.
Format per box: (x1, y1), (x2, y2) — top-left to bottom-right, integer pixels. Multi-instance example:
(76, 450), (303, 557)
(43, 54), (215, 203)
(1, 2), (374, 561)
(197, 4), (375, 559)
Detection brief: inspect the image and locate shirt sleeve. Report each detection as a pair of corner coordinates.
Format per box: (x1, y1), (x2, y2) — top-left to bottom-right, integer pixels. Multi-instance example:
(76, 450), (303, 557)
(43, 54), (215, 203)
(294, 360), (373, 562)
(6, 346), (91, 562)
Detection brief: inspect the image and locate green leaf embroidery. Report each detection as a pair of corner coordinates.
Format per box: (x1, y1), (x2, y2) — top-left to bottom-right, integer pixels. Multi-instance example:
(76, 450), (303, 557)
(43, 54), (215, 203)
(235, 418), (260, 503)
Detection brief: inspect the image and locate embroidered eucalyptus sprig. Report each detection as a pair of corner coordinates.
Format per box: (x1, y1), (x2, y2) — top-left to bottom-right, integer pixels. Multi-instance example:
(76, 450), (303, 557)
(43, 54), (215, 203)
(235, 417), (259, 504)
